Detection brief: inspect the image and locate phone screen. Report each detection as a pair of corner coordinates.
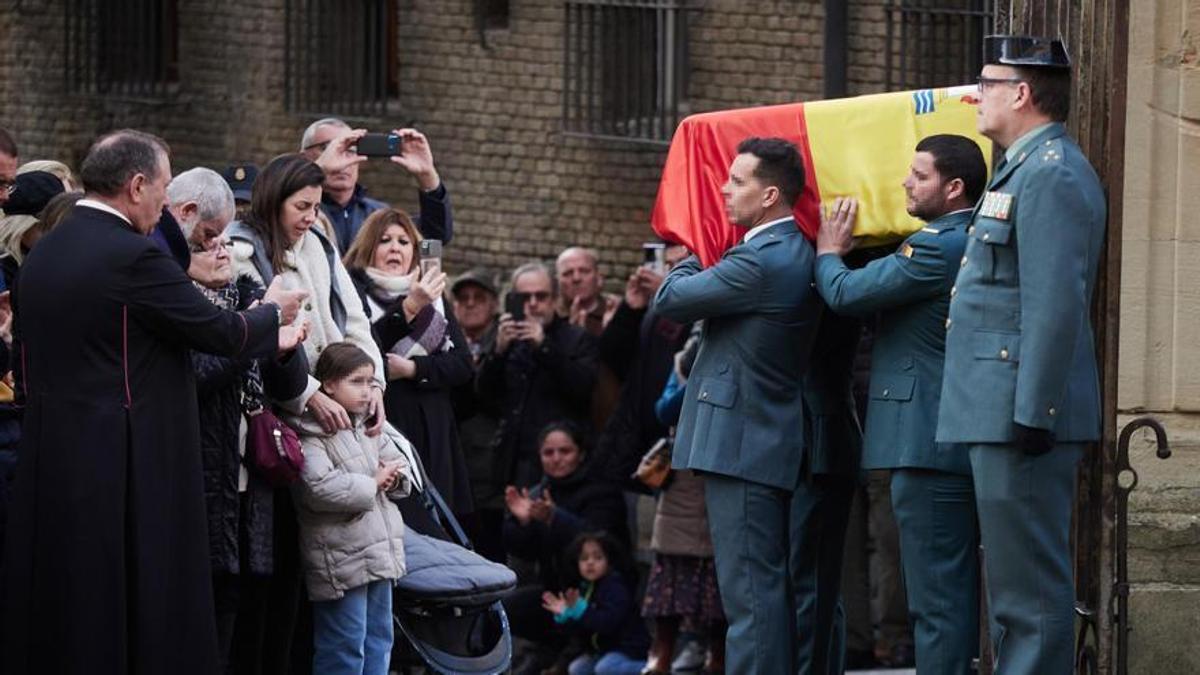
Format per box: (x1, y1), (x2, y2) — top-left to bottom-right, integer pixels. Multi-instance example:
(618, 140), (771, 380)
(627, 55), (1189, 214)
(419, 239), (442, 277)
(642, 242), (667, 276)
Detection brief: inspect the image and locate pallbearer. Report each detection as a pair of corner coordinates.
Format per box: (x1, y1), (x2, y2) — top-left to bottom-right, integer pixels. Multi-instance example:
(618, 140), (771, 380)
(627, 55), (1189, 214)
(815, 133), (987, 674)
(936, 35), (1106, 674)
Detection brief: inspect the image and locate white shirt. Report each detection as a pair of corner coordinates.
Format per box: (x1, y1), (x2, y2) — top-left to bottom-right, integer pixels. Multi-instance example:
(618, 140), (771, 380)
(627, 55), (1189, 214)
(743, 215), (794, 243)
(76, 198), (133, 226)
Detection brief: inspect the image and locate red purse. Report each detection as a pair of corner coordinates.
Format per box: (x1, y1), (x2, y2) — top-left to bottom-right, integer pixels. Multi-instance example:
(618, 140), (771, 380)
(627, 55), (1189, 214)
(246, 408), (304, 486)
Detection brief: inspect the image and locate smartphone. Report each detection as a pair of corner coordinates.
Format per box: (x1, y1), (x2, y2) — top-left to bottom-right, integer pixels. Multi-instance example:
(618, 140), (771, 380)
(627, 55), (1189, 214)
(356, 133), (401, 157)
(642, 242), (667, 276)
(505, 292), (527, 322)
(418, 239), (442, 277)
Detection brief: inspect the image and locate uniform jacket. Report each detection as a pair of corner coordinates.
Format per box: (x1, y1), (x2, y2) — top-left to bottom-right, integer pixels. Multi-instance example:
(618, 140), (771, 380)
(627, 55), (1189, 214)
(937, 123), (1106, 443)
(654, 219), (821, 490)
(290, 413), (411, 602)
(3, 204), (279, 675)
(816, 210), (971, 473)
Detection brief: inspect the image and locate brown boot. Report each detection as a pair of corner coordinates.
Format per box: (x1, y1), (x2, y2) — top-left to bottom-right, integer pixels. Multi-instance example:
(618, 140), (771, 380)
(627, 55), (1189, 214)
(642, 617), (678, 674)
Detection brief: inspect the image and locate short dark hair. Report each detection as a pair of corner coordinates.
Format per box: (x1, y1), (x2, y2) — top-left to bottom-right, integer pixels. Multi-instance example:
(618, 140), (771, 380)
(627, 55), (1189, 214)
(0, 128), (16, 158)
(536, 420), (590, 459)
(1015, 66), (1071, 122)
(915, 134), (988, 205)
(735, 137), (806, 207)
(314, 342), (375, 385)
(79, 129), (170, 197)
(246, 153), (326, 273)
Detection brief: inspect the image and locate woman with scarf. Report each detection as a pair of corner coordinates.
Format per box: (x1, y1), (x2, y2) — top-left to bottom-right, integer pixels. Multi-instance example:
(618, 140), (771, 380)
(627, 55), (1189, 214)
(344, 207), (475, 521)
(188, 233), (310, 673)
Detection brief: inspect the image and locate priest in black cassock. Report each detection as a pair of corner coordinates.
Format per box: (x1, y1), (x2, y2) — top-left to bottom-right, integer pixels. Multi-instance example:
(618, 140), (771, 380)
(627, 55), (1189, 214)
(1, 129), (307, 674)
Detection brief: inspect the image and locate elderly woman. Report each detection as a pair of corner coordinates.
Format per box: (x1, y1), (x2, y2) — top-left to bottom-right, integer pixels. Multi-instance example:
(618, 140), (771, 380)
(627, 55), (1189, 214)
(228, 151), (387, 434)
(188, 229), (310, 673)
(342, 207), (473, 519)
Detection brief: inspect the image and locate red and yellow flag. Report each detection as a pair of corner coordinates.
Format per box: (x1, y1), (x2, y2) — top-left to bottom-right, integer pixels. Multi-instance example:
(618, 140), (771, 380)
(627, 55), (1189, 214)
(651, 85), (992, 267)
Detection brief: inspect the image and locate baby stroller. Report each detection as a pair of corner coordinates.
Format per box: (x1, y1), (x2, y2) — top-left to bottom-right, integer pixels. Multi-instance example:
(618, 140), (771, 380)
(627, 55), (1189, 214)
(388, 428), (517, 674)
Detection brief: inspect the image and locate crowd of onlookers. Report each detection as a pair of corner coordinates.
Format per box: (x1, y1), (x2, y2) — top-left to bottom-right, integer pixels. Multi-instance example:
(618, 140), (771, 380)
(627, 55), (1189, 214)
(0, 121), (914, 675)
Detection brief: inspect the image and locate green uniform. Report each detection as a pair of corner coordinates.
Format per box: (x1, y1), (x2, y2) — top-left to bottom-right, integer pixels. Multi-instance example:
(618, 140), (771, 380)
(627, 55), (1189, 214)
(816, 210), (978, 674)
(937, 122), (1106, 674)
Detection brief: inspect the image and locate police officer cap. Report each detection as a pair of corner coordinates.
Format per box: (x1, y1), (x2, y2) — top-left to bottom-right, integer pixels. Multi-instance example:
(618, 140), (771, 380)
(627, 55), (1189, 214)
(220, 163), (259, 202)
(984, 35), (1071, 69)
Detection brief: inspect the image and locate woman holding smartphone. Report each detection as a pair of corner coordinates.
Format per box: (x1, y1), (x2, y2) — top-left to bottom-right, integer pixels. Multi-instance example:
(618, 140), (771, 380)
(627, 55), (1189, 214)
(228, 149), (388, 434)
(343, 208), (475, 521)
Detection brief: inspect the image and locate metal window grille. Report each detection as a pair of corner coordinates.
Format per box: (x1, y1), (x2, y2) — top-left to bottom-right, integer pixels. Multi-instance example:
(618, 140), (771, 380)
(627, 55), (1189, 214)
(562, 0), (689, 144)
(63, 0), (179, 98)
(885, 0), (994, 91)
(284, 0), (397, 117)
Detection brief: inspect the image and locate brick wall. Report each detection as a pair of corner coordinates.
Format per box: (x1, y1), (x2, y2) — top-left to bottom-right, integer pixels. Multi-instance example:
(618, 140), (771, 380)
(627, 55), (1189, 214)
(0, 0), (891, 287)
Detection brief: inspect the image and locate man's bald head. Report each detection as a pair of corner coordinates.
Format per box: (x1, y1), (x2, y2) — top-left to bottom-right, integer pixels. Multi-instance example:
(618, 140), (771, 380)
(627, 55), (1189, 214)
(80, 129), (170, 197)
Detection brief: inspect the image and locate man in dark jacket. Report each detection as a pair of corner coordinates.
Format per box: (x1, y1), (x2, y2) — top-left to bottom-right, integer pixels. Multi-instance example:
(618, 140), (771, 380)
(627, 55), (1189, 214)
(594, 246), (689, 489)
(478, 262), (598, 489)
(1, 129), (306, 675)
(299, 118), (453, 252)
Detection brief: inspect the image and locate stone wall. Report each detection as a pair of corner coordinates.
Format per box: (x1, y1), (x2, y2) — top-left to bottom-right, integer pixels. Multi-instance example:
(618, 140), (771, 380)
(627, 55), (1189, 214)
(0, 0), (890, 284)
(1120, 0), (1200, 670)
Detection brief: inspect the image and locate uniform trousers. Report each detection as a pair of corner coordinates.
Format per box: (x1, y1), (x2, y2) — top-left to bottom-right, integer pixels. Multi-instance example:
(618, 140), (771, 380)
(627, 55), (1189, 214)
(969, 443), (1083, 675)
(704, 472), (854, 674)
(891, 468), (979, 674)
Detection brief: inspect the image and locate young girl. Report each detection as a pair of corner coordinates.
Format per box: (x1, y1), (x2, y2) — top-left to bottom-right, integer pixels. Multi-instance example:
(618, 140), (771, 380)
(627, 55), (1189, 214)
(292, 342), (412, 675)
(541, 532), (650, 675)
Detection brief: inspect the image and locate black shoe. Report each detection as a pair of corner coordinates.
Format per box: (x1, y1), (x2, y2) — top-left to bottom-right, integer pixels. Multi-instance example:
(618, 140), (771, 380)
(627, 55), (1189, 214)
(844, 648), (879, 670)
(883, 643), (916, 668)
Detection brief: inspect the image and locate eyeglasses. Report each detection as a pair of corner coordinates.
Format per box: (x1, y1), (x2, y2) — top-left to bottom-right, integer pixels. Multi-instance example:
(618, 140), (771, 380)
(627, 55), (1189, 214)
(302, 141), (331, 154)
(977, 76), (1025, 91)
(512, 291), (552, 303)
(189, 239), (235, 254)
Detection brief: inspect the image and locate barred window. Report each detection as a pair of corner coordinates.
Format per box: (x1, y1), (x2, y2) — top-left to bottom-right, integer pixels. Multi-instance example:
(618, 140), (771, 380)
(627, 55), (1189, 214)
(562, 0), (690, 144)
(64, 0), (179, 98)
(285, 0), (398, 117)
(885, 0), (994, 91)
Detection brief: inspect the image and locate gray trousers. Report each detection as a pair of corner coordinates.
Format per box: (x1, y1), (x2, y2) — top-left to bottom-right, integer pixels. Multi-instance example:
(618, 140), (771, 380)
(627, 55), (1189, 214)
(969, 443), (1083, 675)
(704, 473), (854, 674)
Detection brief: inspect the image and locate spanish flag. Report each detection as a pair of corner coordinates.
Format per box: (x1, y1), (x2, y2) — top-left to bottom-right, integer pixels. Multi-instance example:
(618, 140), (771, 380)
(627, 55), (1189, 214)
(651, 85), (992, 267)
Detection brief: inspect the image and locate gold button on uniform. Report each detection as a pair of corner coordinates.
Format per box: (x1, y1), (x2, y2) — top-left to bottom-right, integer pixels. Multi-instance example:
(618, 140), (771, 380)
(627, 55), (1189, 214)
(1048, 407), (1057, 416)
(982, 232), (990, 241)
(950, 286), (957, 298)
(960, 257), (968, 269)
(701, 392), (708, 400)
(999, 348), (1009, 360)
(968, 226), (975, 235)
(945, 318), (952, 330)
(882, 388), (890, 397)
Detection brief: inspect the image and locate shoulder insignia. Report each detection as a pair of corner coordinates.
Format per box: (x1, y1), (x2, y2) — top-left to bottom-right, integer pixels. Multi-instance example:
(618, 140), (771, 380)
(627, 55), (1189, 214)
(1042, 148), (1062, 162)
(900, 243), (915, 258)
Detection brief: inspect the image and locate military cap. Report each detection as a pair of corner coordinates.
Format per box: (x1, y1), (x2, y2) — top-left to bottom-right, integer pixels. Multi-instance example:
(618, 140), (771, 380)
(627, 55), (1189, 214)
(220, 163), (259, 202)
(984, 35), (1071, 69)
(3, 170), (65, 217)
(451, 268), (499, 297)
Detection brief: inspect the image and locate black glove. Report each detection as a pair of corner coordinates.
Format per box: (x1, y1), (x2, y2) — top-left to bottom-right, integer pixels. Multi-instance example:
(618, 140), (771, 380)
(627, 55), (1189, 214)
(1014, 422), (1055, 456)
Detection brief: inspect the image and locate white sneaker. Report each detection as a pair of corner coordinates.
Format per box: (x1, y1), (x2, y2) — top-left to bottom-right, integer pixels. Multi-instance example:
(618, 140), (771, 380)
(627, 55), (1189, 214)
(670, 639), (706, 672)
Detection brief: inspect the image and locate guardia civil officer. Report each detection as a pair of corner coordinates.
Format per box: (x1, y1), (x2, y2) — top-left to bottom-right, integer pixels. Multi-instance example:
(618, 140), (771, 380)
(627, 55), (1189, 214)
(937, 36), (1106, 674)
(815, 134), (988, 674)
